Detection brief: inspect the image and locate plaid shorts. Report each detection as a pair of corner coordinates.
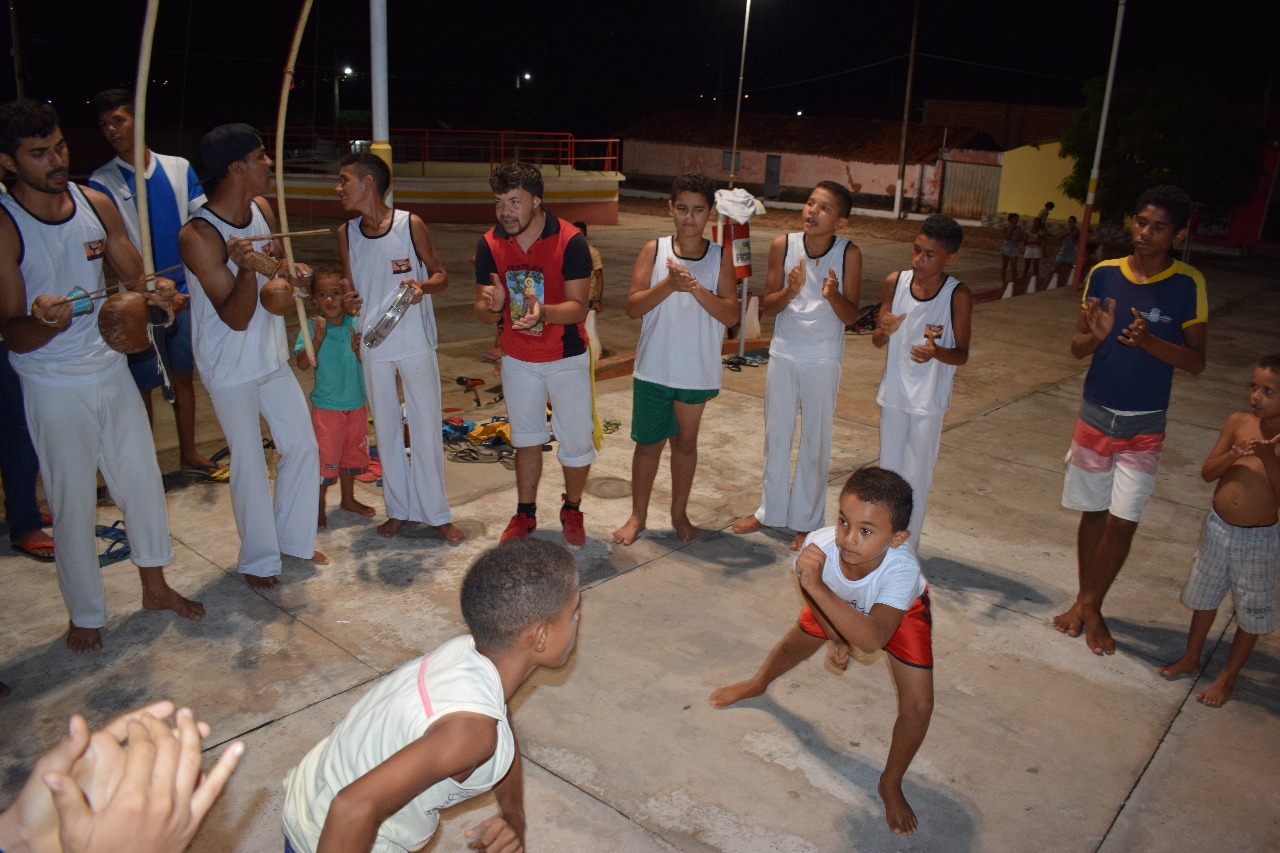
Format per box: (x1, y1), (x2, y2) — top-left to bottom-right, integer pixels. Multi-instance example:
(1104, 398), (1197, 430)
(1181, 507), (1278, 634)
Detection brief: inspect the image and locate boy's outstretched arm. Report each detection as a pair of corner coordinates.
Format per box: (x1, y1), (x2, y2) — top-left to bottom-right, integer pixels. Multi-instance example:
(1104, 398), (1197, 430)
(317, 713), (499, 853)
(796, 545), (905, 654)
(465, 736), (526, 852)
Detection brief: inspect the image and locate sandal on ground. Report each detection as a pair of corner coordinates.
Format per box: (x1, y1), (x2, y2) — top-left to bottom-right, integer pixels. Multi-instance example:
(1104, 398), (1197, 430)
(450, 446), (499, 463)
(98, 538), (131, 568)
(10, 531), (55, 563)
(197, 467), (230, 483)
(95, 520), (128, 543)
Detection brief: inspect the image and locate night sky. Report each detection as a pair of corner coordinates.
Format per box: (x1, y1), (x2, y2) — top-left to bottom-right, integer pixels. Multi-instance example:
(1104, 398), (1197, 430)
(3, 0), (1273, 165)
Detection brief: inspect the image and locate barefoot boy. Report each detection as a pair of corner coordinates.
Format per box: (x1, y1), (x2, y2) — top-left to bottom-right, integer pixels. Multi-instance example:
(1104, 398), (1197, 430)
(283, 539), (581, 852)
(612, 173), (738, 546)
(336, 153), (462, 544)
(1159, 354), (1280, 705)
(732, 181), (862, 549)
(873, 214), (971, 553)
(711, 467), (933, 836)
(295, 270), (375, 529)
(1056, 185), (1207, 655)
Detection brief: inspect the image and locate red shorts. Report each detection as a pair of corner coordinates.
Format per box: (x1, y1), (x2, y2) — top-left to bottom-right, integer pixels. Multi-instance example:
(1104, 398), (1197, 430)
(799, 587), (933, 669)
(312, 405), (370, 484)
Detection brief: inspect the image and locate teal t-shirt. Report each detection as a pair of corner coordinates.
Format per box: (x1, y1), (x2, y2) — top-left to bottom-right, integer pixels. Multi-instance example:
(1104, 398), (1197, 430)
(295, 314), (366, 411)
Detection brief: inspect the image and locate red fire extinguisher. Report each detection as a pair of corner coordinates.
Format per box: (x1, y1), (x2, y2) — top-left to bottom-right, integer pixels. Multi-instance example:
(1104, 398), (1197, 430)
(713, 220), (752, 280)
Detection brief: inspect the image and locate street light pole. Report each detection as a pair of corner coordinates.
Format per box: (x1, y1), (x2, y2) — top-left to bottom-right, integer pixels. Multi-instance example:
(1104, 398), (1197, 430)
(333, 65), (352, 127)
(727, 0), (752, 189)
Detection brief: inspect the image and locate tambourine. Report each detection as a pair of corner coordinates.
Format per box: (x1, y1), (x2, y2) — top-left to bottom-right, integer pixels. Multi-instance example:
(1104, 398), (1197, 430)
(361, 282), (414, 349)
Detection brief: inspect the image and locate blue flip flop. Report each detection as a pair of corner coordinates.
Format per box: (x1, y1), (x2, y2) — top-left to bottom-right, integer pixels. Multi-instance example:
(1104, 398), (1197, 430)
(98, 538), (131, 568)
(95, 519), (128, 543)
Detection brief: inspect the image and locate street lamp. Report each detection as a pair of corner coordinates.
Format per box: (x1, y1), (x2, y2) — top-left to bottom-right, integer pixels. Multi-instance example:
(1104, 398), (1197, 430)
(516, 71), (531, 89)
(333, 65), (353, 126)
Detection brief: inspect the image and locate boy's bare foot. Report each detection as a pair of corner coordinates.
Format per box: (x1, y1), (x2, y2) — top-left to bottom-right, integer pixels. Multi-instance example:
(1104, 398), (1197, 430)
(1080, 608), (1115, 655)
(1052, 602), (1084, 637)
(245, 573), (282, 590)
(378, 518), (406, 538)
(708, 678), (765, 708)
(318, 512), (328, 531)
(310, 550), (329, 565)
(672, 515), (699, 543)
(731, 515), (763, 534)
(878, 778), (918, 835)
(340, 498), (376, 517)
(1196, 677), (1234, 706)
(66, 623), (103, 653)
(1158, 655), (1201, 679)
(181, 453), (221, 473)
(141, 585), (206, 621)
(433, 523), (464, 545)
(789, 531), (808, 551)
(613, 516), (646, 546)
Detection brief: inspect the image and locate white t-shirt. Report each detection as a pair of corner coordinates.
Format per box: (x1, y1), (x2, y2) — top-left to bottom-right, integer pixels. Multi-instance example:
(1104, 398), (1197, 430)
(633, 236), (726, 390)
(768, 232), (850, 364)
(350, 209), (438, 362)
(876, 270), (962, 415)
(799, 527), (925, 612)
(282, 636), (514, 853)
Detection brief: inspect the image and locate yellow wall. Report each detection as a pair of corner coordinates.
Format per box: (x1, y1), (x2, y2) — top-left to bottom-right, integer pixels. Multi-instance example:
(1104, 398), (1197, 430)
(997, 141), (1095, 225)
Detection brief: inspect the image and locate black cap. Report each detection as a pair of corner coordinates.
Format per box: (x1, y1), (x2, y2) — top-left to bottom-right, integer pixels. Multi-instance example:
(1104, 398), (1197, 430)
(199, 123), (263, 182)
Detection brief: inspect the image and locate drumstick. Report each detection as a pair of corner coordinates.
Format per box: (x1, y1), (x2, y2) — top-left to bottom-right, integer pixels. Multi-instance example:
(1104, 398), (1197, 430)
(244, 227), (334, 241)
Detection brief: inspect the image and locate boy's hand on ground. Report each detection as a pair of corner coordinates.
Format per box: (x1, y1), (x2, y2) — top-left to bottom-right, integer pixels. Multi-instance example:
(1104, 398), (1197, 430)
(464, 815), (523, 852)
(794, 544), (825, 589)
(826, 641), (851, 671)
(1118, 306), (1150, 349)
(821, 267), (840, 301)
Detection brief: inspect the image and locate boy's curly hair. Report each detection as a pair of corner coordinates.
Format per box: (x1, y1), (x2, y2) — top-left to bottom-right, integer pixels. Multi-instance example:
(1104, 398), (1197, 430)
(461, 540), (578, 649)
(840, 467), (914, 533)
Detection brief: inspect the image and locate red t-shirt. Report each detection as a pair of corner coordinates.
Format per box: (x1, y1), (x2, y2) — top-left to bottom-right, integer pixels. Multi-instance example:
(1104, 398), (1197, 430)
(475, 213), (592, 363)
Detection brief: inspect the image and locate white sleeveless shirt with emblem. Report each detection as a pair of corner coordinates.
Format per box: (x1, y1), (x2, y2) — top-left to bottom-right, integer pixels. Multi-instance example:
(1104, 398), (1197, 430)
(876, 270), (962, 414)
(349, 208), (437, 362)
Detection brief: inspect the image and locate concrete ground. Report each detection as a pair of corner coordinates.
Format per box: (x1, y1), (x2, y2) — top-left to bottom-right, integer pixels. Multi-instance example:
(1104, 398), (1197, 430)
(2, 209), (1278, 852)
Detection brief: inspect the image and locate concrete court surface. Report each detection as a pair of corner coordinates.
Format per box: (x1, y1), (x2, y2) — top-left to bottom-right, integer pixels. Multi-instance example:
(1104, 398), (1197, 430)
(1, 209), (1278, 852)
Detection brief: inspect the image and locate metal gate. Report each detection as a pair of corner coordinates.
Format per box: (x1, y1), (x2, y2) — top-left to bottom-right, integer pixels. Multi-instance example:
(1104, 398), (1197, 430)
(940, 161), (1000, 220)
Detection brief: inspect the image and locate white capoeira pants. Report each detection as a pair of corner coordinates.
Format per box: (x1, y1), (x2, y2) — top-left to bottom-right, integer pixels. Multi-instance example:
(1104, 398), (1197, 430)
(754, 356), (841, 533)
(22, 365), (173, 628)
(878, 406), (945, 553)
(363, 351), (451, 526)
(206, 363), (318, 577)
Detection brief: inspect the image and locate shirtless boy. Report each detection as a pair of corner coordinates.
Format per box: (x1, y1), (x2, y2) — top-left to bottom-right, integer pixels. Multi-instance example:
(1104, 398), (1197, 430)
(1158, 355), (1280, 705)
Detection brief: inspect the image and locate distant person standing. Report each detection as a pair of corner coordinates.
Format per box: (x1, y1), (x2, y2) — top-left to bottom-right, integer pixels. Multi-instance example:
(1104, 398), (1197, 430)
(474, 162), (595, 549)
(999, 213), (1022, 285)
(87, 89), (220, 477)
(1053, 215), (1080, 287)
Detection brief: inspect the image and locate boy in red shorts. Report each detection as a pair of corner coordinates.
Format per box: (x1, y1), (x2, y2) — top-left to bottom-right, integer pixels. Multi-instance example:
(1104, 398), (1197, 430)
(296, 269), (375, 529)
(709, 467), (933, 837)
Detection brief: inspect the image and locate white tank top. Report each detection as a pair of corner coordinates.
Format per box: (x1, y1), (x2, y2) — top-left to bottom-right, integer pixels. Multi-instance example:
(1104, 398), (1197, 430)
(2, 184), (125, 385)
(282, 635), (515, 853)
(768, 232), (850, 364)
(183, 201), (288, 389)
(633, 236), (727, 390)
(876, 270), (961, 414)
(349, 209), (437, 362)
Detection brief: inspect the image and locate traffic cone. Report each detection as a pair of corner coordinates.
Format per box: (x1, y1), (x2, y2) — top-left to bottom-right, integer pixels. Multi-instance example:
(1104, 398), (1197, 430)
(1001, 280), (1015, 299)
(1025, 276), (1037, 294)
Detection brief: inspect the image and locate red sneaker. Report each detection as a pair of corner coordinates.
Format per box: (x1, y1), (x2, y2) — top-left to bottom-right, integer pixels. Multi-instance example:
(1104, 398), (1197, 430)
(560, 504), (585, 550)
(501, 512), (536, 542)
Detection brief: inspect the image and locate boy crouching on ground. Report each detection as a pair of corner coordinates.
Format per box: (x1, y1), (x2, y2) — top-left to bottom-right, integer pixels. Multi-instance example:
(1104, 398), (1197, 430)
(1159, 354), (1280, 705)
(282, 539), (582, 852)
(710, 467), (933, 836)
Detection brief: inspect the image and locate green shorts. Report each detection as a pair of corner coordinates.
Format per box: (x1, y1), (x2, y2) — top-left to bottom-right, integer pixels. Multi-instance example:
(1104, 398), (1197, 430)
(631, 377), (718, 445)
